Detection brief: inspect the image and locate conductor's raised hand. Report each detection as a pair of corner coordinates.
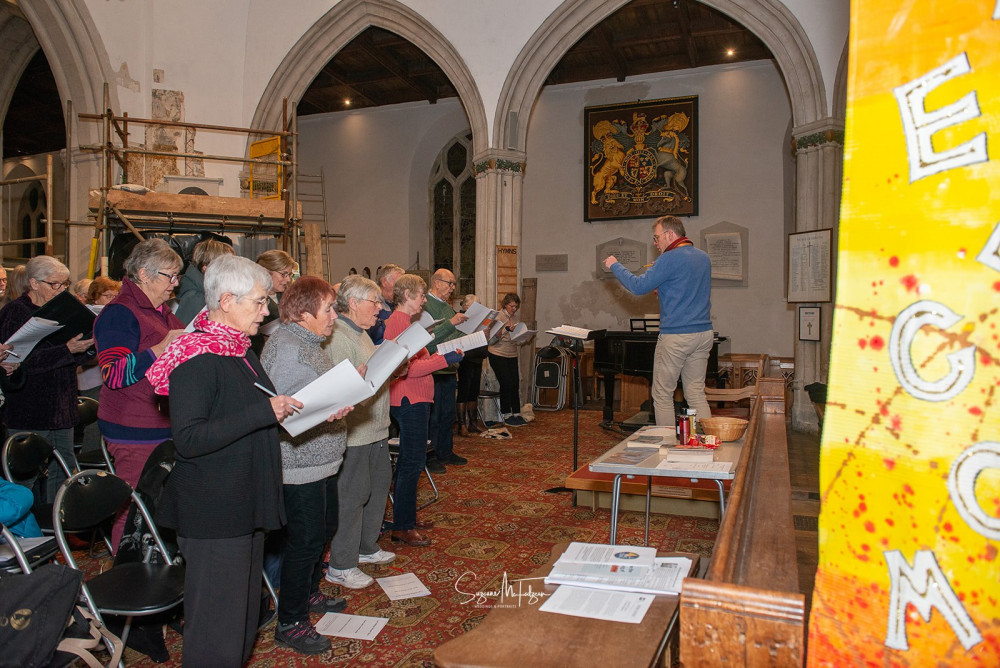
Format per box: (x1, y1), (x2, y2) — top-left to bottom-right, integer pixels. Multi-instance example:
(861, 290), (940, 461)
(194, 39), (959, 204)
(270, 395), (304, 422)
(603, 255), (618, 270)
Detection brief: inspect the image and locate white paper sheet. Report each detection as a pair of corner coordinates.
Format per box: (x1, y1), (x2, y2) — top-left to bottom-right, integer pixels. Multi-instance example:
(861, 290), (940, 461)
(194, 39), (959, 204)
(392, 321), (433, 358)
(3, 317), (62, 359)
(363, 340), (409, 389)
(556, 542), (656, 572)
(436, 330), (487, 355)
(418, 311), (445, 330)
(280, 360), (373, 437)
(546, 324), (592, 340)
(456, 301), (499, 334)
(539, 585), (654, 624)
(654, 460), (734, 474)
(315, 613), (389, 640)
(545, 557), (692, 596)
(509, 322), (536, 343)
(376, 572), (431, 601)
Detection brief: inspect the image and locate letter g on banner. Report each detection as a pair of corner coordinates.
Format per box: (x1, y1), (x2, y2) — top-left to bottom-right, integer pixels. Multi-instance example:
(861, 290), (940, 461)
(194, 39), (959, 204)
(888, 300), (976, 402)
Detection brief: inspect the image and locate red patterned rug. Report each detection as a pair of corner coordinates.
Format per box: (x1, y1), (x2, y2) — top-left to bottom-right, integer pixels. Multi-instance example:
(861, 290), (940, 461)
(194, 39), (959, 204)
(76, 407), (719, 666)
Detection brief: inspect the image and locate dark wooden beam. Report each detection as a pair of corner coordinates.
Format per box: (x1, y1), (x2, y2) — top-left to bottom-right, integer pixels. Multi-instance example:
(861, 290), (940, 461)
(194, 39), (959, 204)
(356, 32), (439, 103)
(675, 2), (700, 68)
(594, 24), (629, 82)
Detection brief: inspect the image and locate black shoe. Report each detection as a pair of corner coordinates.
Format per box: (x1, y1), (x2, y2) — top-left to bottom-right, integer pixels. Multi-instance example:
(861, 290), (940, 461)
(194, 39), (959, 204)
(441, 454), (468, 466)
(425, 458), (446, 474)
(307, 591), (347, 614)
(274, 620), (331, 655)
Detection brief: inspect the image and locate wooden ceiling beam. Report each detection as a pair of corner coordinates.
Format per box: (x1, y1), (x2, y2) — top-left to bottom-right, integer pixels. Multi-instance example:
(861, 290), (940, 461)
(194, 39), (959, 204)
(356, 33), (439, 104)
(674, 2), (700, 68)
(307, 68), (380, 108)
(594, 24), (629, 82)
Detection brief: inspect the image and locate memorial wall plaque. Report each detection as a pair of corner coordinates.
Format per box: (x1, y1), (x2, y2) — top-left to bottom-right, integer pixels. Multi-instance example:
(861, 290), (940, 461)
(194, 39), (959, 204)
(535, 254), (569, 272)
(597, 237), (647, 279)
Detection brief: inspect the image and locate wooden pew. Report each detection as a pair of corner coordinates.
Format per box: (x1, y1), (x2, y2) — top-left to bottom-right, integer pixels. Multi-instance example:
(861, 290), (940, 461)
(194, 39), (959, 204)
(680, 376), (805, 666)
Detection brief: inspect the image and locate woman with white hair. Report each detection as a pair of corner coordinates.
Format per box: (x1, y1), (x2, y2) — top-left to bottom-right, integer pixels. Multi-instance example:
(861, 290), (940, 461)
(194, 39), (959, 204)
(93, 238), (186, 551)
(146, 254), (302, 666)
(325, 275), (396, 589)
(0, 255), (94, 498)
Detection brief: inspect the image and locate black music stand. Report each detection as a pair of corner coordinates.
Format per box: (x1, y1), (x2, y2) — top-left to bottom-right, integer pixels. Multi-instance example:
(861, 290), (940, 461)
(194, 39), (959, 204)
(544, 328), (606, 496)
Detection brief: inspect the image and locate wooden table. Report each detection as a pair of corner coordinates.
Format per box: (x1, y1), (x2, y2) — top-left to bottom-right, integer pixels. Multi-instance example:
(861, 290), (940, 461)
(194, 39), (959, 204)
(588, 436), (743, 545)
(433, 543), (699, 668)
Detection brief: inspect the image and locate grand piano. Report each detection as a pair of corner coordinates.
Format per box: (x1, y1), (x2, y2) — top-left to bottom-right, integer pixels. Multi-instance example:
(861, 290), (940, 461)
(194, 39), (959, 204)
(593, 326), (729, 425)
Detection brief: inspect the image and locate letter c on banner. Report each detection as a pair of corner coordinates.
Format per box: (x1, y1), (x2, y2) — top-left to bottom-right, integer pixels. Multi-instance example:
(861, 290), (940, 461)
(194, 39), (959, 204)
(888, 300), (976, 401)
(948, 441), (1000, 540)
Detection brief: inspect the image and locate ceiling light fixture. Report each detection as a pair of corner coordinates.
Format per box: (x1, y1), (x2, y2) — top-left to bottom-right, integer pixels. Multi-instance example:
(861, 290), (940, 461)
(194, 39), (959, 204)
(344, 98), (352, 106)
(726, 48), (735, 57)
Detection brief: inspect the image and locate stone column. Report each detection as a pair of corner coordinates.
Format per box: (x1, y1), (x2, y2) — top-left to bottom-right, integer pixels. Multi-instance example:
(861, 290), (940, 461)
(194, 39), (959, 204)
(473, 148), (526, 308)
(790, 120), (843, 433)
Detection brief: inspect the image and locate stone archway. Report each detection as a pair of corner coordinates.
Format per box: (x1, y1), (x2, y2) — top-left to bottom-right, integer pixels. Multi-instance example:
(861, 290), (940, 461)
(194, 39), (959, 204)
(495, 0), (827, 151)
(249, 0), (487, 157)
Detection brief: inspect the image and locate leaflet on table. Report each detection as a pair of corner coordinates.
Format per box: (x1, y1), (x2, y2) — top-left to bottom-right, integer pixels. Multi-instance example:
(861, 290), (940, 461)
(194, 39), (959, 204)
(3, 317), (63, 360)
(625, 426), (679, 447)
(654, 460), (734, 474)
(456, 301), (499, 335)
(281, 341), (407, 438)
(417, 311), (445, 330)
(539, 585), (654, 624)
(392, 321), (432, 358)
(435, 330), (487, 355)
(665, 449), (715, 463)
(544, 556), (692, 596)
(555, 542), (656, 573)
(545, 324), (592, 339)
(509, 322), (536, 343)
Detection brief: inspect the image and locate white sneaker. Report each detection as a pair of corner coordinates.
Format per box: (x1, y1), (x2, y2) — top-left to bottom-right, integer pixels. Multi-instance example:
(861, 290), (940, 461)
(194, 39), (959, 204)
(358, 549), (396, 565)
(325, 567), (374, 589)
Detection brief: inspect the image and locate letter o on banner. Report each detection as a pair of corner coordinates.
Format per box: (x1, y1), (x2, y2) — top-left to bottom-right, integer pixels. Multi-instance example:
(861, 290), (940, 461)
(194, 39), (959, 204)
(948, 441), (1000, 540)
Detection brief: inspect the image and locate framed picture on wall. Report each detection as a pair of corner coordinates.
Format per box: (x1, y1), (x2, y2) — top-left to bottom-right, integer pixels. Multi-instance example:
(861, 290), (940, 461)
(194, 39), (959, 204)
(584, 96), (698, 221)
(787, 228), (832, 302)
(798, 306), (821, 341)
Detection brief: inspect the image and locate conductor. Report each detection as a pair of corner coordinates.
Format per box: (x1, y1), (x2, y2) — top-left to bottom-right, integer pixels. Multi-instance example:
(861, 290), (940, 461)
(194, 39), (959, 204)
(603, 215), (713, 429)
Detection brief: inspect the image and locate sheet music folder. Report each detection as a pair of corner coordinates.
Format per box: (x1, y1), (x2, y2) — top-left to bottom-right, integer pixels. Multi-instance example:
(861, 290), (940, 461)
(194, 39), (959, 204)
(545, 325), (606, 341)
(32, 290), (97, 344)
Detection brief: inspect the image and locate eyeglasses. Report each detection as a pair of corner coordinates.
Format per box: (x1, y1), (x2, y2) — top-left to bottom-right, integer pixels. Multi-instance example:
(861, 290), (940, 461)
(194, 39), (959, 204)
(239, 295), (269, 307)
(652, 233), (664, 242)
(277, 270), (294, 279)
(41, 279), (71, 290)
(157, 271), (180, 284)
(101, 292), (118, 299)
(361, 298), (381, 307)
(436, 278), (457, 287)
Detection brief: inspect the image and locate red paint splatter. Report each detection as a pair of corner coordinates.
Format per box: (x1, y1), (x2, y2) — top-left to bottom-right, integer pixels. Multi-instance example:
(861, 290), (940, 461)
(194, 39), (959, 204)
(986, 544), (997, 561)
(859, 502), (868, 513)
(885, 518), (895, 526)
(880, 405), (889, 417)
(858, 338), (868, 349)
(901, 275), (919, 292)
(864, 521), (876, 533)
(993, 281), (1000, 292)
(891, 415), (902, 430)
(861, 543), (870, 552)
(969, 406), (983, 416)
(883, 458), (895, 470)
(980, 353), (991, 366)
(870, 336), (885, 351)
(943, 522), (953, 532)
(889, 256), (899, 267)
(858, 554), (870, 562)
(904, 484), (915, 495)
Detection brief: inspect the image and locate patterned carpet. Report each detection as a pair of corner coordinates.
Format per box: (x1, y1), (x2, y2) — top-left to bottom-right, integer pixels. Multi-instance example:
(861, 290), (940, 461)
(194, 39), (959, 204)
(78, 406), (719, 666)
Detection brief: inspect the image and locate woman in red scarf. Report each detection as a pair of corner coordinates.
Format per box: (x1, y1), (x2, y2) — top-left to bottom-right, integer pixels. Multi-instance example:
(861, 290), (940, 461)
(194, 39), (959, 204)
(147, 254), (302, 667)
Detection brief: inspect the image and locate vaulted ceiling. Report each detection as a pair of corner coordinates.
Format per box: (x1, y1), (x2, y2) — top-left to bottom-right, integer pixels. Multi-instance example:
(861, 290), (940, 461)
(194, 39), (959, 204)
(297, 0), (772, 116)
(2, 0), (772, 156)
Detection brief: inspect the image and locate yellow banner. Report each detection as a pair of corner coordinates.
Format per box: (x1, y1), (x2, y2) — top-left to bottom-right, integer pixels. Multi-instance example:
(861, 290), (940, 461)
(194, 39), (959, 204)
(809, 2), (1000, 665)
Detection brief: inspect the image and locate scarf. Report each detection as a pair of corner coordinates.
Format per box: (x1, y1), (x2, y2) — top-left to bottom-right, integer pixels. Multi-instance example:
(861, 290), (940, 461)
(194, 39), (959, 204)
(665, 235), (694, 252)
(146, 310), (251, 395)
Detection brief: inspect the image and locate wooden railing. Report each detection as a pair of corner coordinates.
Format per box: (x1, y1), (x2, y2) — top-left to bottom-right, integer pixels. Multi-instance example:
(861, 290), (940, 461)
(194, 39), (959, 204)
(679, 376), (805, 666)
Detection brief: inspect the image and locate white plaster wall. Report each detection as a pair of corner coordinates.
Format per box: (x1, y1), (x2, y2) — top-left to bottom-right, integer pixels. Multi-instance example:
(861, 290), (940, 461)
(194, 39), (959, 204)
(775, 0), (849, 116)
(296, 98), (469, 281)
(298, 60), (793, 356)
(523, 61), (794, 357)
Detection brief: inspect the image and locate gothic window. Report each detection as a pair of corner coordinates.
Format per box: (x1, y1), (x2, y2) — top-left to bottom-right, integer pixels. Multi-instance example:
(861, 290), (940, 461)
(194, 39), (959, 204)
(430, 133), (475, 296)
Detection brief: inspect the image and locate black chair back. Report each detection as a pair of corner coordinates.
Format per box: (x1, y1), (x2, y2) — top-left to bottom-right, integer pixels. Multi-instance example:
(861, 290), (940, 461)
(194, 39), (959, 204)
(76, 396), (100, 426)
(56, 472), (132, 533)
(2, 432), (55, 481)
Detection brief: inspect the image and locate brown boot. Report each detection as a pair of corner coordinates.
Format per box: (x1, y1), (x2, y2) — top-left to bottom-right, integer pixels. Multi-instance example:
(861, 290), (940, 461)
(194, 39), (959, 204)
(465, 401), (483, 433)
(456, 403), (471, 437)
